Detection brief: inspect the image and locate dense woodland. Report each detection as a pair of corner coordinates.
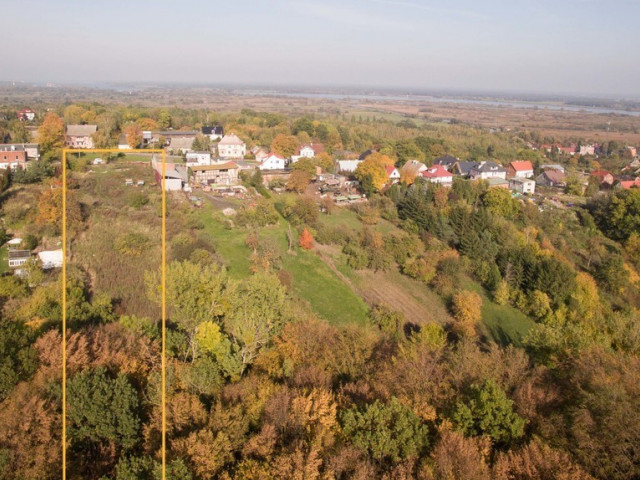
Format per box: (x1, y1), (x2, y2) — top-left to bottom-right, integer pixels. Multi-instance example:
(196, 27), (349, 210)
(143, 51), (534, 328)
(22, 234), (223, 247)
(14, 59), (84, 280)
(0, 101), (639, 479)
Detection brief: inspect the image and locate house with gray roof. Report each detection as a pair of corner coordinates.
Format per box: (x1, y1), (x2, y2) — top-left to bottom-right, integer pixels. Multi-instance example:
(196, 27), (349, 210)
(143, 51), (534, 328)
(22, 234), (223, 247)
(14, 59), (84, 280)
(470, 161), (507, 180)
(65, 124), (98, 149)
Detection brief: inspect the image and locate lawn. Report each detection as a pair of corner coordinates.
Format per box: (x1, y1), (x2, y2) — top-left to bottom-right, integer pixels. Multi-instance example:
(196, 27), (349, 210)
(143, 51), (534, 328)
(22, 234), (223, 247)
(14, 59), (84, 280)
(0, 246), (8, 275)
(465, 279), (535, 346)
(194, 205), (369, 326)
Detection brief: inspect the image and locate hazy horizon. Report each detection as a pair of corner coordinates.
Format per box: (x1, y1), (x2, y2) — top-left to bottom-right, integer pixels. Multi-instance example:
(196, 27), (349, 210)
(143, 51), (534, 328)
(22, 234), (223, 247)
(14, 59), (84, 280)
(2, 0), (639, 97)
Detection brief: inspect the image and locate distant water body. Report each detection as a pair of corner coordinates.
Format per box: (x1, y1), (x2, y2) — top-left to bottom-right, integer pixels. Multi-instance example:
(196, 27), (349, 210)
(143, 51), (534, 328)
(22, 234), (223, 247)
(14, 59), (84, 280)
(237, 90), (640, 117)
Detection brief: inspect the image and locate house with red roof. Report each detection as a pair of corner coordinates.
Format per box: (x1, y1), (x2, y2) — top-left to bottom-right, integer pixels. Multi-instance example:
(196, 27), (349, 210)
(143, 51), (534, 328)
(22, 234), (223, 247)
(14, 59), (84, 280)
(422, 164), (453, 185)
(17, 109), (35, 122)
(613, 176), (640, 190)
(590, 169), (614, 187)
(507, 160), (534, 179)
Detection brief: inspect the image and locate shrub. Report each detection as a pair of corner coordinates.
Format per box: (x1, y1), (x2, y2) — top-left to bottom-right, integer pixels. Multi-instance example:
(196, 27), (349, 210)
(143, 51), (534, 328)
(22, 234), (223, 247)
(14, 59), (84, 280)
(114, 232), (149, 256)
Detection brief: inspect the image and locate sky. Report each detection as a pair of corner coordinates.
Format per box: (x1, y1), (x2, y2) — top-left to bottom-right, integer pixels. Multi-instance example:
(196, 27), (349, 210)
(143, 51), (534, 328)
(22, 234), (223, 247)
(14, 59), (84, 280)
(2, 0), (639, 97)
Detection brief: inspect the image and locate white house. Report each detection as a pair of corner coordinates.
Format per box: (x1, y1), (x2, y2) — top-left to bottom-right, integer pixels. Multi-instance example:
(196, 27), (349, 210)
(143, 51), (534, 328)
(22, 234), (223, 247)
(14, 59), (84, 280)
(385, 165), (401, 184)
(291, 143), (324, 163)
(8, 250), (31, 269)
(579, 144), (596, 156)
(421, 165), (453, 185)
(217, 134), (246, 159)
(509, 178), (536, 195)
(38, 250), (63, 269)
(185, 152), (212, 167)
(259, 153), (286, 170)
(470, 161), (507, 180)
(336, 159), (362, 173)
(65, 125), (97, 149)
(201, 126), (224, 141)
(507, 161), (534, 179)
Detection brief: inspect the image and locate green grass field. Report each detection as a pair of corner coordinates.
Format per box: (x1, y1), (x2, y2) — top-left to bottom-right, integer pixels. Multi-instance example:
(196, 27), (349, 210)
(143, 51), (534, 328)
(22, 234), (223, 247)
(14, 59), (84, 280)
(195, 205), (369, 326)
(465, 279), (535, 346)
(0, 246), (8, 274)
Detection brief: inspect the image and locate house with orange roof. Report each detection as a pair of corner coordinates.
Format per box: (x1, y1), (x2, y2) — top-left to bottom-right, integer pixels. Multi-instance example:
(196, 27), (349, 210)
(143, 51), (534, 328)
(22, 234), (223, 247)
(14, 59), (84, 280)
(507, 160), (534, 179)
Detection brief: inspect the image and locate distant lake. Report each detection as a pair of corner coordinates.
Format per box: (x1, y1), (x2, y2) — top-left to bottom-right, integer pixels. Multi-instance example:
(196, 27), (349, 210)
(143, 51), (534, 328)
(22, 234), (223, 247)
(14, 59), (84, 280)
(237, 90), (640, 117)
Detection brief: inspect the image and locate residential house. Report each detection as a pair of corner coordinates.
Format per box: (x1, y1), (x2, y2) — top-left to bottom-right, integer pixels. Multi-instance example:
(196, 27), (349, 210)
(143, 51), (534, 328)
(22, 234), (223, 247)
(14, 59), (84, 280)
(507, 160), (534, 179)
(558, 144), (577, 155)
(8, 250), (31, 269)
(487, 178), (510, 189)
(470, 161), (507, 180)
(201, 125), (224, 141)
(185, 152), (212, 167)
(17, 109), (35, 121)
(6, 238), (22, 249)
(152, 156), (188, 191)
(38, 250), (63, 269)
(167, 136), (195, 155)
(358, 149), (377, 161)
(291, 143), (325, 163)
(336, 159), (362, 173)
(613, 176), (640, 190)
(421, 164), (453, 185)
(590, 169), (615, 187)
(400, 159), (427, 181)
(453, 161), (479, 178)
(251, 146), (269, 163)
(65, 124), (97, 149)
(536, 169), (566, 188)
(217, 134), (246, 159)
(385, 165), (401, 184)
(259, 153), (286, 170)
(118, 135), (130, 150)
(0, 148), (27, 170)
(0, 143), (39, 160)
(433, 155), (459, 171)
(191, 162), (239, 186)
(625, 146), (637, 158)
(579, 144), (596, 156)
(540, 164), (565, 173)
(509, 178), (536, 194)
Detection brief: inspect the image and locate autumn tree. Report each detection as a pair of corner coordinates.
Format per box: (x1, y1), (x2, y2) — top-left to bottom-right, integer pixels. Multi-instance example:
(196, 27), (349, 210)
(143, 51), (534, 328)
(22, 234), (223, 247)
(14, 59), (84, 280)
(38, 112), (65, 160)
(450, 290), (482, 337)
(354, 152), (394, 194)
(286, 169), (312, 193)
(299, 228), (314, 250)
(123, 122), (143, 148)
(271, 134), (299, 158)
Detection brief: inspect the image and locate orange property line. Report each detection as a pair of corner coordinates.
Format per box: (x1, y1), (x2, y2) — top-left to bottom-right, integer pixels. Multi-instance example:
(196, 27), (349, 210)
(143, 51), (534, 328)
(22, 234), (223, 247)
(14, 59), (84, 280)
(61, 149), (167, 480)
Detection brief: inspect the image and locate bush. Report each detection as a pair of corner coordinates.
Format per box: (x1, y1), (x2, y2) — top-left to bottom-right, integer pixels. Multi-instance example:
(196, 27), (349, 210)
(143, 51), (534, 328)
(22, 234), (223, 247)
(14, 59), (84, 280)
(114, 232), (149, 256)
(128, 192), (149, 208)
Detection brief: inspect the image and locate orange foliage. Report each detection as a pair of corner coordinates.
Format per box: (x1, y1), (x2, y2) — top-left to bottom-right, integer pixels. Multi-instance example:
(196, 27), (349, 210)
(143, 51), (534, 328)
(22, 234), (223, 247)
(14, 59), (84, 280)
(299, 228), (314, 250)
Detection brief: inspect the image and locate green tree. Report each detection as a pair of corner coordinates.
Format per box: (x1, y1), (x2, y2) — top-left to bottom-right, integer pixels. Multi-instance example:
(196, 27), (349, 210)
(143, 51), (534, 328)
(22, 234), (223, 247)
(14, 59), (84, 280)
(225, 272), (289, 372)
(67, 367), (141, 450)
(452, 379), (526, 446)
(340, 397), (429, 466)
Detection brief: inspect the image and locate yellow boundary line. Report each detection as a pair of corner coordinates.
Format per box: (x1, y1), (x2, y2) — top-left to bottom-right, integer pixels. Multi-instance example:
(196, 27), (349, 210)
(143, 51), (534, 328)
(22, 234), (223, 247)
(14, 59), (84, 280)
(62, 148), (167, 480)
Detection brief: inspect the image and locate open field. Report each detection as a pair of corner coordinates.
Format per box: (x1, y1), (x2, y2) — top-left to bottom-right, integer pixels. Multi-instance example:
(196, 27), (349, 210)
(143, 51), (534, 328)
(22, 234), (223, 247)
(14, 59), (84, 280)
(71, 161), (163, 319)
(194, 204), (370, 326)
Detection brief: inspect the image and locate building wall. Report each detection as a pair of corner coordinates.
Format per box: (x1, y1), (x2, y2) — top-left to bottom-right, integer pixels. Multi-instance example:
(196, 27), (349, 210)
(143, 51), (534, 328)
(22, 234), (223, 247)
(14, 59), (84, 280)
(66, 135), (95, 149)
(218, 144), (246, 158)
